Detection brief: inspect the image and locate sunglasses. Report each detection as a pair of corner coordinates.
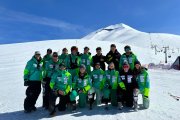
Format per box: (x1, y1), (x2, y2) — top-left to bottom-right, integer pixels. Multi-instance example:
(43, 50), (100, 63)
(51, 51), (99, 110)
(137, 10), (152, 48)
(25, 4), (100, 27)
(125, 49), (131, 52)
(123, 65), (129, 68)
(53, 55), (58, 57)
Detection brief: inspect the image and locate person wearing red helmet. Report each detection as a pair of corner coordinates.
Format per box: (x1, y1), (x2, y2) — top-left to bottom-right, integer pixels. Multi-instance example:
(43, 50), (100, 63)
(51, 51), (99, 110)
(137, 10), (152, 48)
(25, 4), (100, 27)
(118, 62), (138, 109)
(65, 46), (80, 80)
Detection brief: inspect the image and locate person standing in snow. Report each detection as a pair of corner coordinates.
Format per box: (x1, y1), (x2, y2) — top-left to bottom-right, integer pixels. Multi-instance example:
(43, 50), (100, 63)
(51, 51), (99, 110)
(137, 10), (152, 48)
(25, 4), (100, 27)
(58, 48), (68, 64)
(118, 62), (138, 109)
(133, 61), (150, 110)
(103, 62), (120, 110)
(65, 46), (80, 80)
(106, 44), (121, 71)
(42, 52), (61, 109)
(119, 45), (138, 71)
(92, 47), (106, 71)
(90, 62), (105, 107)
(23, 51), (43, 113)
(76, 46), (83, 57)
(48, 63), (72, 115)
(70, 64), (92, 110)
(80, 46), (92, 75)
(43, 48), (52, 67)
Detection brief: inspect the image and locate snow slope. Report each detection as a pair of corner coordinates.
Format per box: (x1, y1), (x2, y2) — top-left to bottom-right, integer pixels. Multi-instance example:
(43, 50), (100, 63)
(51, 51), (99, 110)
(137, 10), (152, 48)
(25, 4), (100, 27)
(83, 23), (180, 49)
(0, 39), (180, 120)
(83, 23), (180, 64)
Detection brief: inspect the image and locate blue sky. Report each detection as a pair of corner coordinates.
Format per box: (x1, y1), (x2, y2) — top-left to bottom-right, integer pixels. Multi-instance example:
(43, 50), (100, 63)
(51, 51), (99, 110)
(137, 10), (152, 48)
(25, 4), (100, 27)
(0, 0), (180, 44)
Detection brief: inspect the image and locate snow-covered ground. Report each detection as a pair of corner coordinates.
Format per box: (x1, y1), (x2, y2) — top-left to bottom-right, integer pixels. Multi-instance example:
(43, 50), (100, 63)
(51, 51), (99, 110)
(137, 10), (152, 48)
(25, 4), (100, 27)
(0, 39), (180, 120)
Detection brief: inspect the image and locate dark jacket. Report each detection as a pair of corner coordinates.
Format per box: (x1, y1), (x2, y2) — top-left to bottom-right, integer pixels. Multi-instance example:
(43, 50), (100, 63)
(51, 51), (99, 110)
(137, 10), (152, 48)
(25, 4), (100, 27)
(106, 50), (121, 70)
(119, 69), (138, 90)
(118, 69), (138, 107)
(92, 54), (106, 71)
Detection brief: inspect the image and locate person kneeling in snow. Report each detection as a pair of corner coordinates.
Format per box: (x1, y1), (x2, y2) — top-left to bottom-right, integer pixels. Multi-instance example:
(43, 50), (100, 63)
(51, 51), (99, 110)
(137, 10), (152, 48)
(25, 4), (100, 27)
(70, 64), (92, 110)
(133, 61), (150, 110)
(103, 62), (120, 110)
(90, 62), (105, 107)
(48, 63), (72, 115)
(118, 62), (138, 110)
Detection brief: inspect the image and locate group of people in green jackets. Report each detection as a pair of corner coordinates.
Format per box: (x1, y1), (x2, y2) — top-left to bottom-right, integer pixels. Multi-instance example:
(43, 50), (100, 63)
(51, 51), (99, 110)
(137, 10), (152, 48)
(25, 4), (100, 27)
(23, 44), (150, 116)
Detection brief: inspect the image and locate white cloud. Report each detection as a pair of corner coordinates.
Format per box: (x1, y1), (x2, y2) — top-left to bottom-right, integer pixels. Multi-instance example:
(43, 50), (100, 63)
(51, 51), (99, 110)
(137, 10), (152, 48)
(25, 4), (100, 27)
(0, 7), (92, 33)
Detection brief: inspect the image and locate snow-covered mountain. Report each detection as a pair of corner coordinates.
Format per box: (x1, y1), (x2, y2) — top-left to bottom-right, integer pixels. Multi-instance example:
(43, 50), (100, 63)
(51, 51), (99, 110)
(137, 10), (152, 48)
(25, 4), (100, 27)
(83, 23), (180, 49)
(82, 23), (180, 64)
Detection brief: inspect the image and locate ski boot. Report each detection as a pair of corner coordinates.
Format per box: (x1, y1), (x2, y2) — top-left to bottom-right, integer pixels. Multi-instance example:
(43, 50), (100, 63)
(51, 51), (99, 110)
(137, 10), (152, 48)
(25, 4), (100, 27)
(49, 109), (56, 116)
(72, 104), (77, 112)
(32, 106), (37, 111)
(133, 89), (139, 111)
(118, 102), (123, 110)
(104, 104), (109, 110)
(24, 109), (32, 113)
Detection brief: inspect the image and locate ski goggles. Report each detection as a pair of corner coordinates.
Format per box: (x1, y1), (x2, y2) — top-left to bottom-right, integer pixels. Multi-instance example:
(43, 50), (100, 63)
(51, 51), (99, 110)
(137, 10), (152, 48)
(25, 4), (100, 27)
(123, 65), (129, 68)
(35, 54), (41, 56)
(125, 48), (131, 52)
(53, 55), (58, 57)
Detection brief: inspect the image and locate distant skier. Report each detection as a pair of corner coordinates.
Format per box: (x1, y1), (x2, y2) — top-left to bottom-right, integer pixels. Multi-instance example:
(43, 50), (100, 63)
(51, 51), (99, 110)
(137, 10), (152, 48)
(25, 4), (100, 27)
(70, 64), (92, 110)
(133, 61), (150, 110)
(106, 44), (121, 71)
(103, 62), (120, 110)
(49, 63), (72, 115)
(119, 45), (138, 71)
(80, 46), (92, 75)
(43, 48), (52, 67)
(65, 46), (80, 80)
(118, 62), (138, 109)
(23, 51), (43, 113)
(92, 47), (106, 71)
(90, 62), (105, 107)
(58, 48), (68, 64)
(42, 52), (61, 109)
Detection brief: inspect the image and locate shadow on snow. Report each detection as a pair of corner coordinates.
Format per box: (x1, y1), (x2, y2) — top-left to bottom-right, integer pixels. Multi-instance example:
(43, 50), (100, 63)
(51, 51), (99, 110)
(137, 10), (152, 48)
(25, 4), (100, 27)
(0, 105), (146, 120)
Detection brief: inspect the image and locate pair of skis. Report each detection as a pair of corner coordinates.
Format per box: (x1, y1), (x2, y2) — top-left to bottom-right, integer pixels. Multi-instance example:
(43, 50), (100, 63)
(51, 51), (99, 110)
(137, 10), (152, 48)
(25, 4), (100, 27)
(168, 93), (180, 101)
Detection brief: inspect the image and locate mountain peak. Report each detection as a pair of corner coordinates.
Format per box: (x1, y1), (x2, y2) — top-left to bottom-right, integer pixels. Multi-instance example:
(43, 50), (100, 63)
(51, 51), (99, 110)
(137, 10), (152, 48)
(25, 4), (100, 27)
(82, 23), (138, 40)
(103, 23), (135, 31)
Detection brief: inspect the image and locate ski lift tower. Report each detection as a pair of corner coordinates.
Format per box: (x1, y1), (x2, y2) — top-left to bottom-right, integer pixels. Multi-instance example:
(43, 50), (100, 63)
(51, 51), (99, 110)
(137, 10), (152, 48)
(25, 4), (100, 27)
(163, 46), (169, 63)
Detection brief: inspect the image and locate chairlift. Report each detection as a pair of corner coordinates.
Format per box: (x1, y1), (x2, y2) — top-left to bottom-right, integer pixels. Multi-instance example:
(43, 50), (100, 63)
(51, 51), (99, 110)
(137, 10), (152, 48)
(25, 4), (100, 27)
(168, 54), (171, 58)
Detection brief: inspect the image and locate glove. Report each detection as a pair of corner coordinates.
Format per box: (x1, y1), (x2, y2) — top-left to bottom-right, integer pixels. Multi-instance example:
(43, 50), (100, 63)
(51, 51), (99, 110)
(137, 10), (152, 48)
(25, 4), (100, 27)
(24, 79), (29, 86)
(58, 90), (64, 95)
(144, 95), (148, 99)
(122, 87), (126, 91)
